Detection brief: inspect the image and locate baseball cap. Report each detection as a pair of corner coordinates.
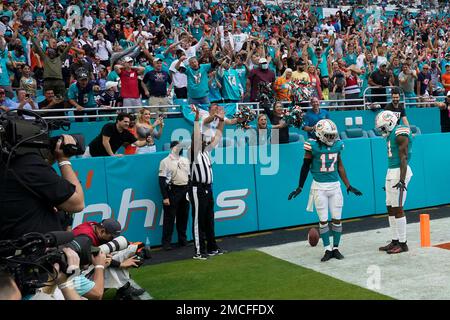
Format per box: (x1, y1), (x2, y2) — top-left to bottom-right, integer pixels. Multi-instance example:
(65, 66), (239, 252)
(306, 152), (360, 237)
(282, 54), (288, 59)
(259, 58), (268, 64)
(123, 56), (133, 63)
(101, 218), (122, 237)
(447, 91), (450, 97)
(77, 71), (88, 80)
(105, 81), (119, 90)
(323, 38), (329, 44)
(154, 57), (162, 62)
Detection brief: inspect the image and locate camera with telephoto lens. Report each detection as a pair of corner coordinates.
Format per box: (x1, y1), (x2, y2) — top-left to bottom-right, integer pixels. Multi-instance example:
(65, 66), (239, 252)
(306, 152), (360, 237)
(91, 236), (129, 256)
(0, 109), (85, 160)
(0, 231), (79, 296)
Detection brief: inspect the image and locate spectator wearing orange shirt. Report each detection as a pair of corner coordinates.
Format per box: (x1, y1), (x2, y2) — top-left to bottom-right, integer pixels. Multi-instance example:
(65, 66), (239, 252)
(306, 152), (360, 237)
(124, 114), (138, 155)
(273, 68), (293, 102)
(442, 64), (450, 94)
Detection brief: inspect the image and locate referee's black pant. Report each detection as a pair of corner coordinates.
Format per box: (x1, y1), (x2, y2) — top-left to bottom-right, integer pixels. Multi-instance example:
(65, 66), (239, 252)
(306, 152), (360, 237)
(188, 183), (218, 255)
(162, 185), (189, 247)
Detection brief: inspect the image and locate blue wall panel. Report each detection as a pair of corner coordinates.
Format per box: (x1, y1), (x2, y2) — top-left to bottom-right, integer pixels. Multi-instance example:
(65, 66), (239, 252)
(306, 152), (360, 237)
(69, 131), (450, 246)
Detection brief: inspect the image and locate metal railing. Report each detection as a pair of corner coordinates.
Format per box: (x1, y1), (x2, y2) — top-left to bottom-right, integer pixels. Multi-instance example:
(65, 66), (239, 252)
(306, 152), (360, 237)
(362, 86), (445, 109)
(26, 90), (446, 121)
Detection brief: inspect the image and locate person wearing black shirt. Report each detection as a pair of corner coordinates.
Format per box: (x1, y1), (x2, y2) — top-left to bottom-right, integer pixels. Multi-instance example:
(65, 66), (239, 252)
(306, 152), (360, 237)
(262, 101), (289, 144)
(84, 113), (151, 157)
(436, 92), (450, 132)
(38, 89), (66, 118)
(143, 58), (172, 112)
(368, 62), (394, 106)
(417, 64), (433, 97)
(0, 135), (85, 240)
(383, 88), (410, 126)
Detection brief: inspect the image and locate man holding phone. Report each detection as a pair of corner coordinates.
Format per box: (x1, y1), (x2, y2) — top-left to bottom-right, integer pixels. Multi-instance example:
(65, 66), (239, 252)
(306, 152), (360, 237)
(39, 89), (66, 118)
(13, 89), (37, 117)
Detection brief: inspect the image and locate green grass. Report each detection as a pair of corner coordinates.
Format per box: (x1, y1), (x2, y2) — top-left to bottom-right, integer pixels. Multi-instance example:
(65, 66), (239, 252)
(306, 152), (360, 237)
(124, 250), (392, 300)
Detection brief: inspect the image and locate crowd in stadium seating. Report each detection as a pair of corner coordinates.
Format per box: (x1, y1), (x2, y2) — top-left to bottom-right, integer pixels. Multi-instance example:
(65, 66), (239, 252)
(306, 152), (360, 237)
(0, 0), (448, 132)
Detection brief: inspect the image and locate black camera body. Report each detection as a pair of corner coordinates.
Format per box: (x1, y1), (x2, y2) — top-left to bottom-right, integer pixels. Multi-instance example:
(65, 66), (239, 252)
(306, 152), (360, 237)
(0, 232), (76, 296)
(0, 110), (85, 160)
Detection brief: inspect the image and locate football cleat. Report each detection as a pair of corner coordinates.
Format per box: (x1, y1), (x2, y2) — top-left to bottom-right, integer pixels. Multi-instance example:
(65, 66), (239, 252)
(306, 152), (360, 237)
(387, 242), (409, 254)
(332, 249), (345, 260)
(321, 250), (334, 262)
(379, 240), (399, 252)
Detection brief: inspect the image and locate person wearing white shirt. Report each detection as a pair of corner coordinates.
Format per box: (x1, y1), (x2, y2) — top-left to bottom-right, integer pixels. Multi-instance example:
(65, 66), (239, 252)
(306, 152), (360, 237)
(232, 28), (249, 53)
(94, 32), (113, 66)
(82, 11), (94, 30)
(177, 35), (205, 60)
(169, 52), (188, 99)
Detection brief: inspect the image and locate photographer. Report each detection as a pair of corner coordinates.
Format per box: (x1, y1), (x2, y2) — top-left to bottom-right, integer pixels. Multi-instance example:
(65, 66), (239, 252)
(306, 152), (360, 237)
(72, 218), (145, 300)
(0, 134), (85, 240)
(30, 247), (83, 300)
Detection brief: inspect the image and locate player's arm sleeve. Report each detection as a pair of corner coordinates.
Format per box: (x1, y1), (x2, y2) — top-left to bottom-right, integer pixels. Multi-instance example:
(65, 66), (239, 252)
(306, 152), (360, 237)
(298, 143), (313, 189)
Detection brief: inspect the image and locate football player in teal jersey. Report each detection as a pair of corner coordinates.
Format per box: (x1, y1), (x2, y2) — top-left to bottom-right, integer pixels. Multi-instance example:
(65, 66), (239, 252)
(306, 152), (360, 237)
(375, 110), (413, 254)
(288, 119), (362, 262)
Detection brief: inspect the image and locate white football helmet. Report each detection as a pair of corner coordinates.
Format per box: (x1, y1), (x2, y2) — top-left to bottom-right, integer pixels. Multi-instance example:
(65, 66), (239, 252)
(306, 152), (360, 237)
(375, 110), (398, 137)
(315, 119), (339, 146)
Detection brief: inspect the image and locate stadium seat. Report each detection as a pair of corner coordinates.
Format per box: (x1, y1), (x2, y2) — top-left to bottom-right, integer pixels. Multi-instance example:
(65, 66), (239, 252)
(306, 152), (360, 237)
(173, 98), (188, 106)
(367, 129), (383, 138)
(340, 128), (368, 139)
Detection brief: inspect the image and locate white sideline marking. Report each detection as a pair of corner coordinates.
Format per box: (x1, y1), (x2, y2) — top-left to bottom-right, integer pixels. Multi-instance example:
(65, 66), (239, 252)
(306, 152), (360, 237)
(258, 217), (450, 300)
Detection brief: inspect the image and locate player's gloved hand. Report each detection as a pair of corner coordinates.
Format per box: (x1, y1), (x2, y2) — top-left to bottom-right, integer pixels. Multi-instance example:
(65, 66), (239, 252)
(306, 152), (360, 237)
(392, 180), (407, 191)
(288, 187), (302, 200)
(347, 185), (363, 196)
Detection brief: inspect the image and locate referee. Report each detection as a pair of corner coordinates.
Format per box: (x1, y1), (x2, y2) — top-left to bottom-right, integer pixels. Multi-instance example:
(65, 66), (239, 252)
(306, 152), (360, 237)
(188, 106), (227, 260)
(158, 141), (190, 251)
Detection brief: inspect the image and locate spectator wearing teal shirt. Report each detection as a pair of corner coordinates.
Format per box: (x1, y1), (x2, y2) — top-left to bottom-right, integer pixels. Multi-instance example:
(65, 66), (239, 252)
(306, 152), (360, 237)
(189, 15), (204, 42)
(307, 40), (334, 79)
(0, 37), (13, 98)
(343, 42), (358, 67)
(176, 56), (211, 105)
(235, 55), (248, 94)
(178, 3), (191, 19)
(67, 71), (99, 122)
(218, 61), (243, 103)
(208, 69), (222, 103)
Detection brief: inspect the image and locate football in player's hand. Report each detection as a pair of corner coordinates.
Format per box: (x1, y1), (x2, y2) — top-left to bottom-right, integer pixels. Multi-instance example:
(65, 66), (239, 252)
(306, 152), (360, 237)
(308, 228), (320, 247)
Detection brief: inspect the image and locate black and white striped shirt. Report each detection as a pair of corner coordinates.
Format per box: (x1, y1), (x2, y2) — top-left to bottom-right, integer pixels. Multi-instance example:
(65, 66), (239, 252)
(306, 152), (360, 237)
(188, 148), (213, 185)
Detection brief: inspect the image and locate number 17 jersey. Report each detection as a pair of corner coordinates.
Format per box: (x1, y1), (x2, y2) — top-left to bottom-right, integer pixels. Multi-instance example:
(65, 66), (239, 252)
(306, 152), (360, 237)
(304, 139), (344, 183)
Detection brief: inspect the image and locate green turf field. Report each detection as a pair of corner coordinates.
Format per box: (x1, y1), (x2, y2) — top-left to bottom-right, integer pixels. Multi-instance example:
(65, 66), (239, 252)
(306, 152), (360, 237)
(122, 250), (392, 300)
